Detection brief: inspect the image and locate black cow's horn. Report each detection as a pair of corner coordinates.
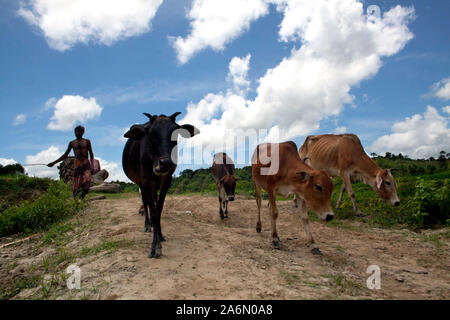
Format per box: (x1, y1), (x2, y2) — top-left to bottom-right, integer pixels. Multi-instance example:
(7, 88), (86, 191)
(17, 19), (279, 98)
(169, 112), (182, 121)
(143, 113), (155, 121)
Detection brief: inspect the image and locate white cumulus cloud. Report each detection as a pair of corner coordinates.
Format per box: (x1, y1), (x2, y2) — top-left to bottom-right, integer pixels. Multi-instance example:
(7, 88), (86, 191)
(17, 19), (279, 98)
(333, 126), (347, 134)
(369, 106), (450, 159)
(47, 95), (103, 131)
(429, 77), (450, 100)
(0, 158), (19, 166)
(25, 146), (62, 179)
(96, 157), (130, 182)
(179, 1), (415, 153)
(227, 54), (251, 95)
(18, 0), (164, 51)
(443, 106), (450, 115)
(13, 114), (27, 126)
(171, 0), (269, 64)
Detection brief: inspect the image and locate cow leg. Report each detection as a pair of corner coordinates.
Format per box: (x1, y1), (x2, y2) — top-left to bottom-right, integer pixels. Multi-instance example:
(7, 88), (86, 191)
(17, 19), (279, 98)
(156, 176), (172, 242)
(146, 193), (162, 258)
(217, 185), (224, 220)
(224, 200), (228, 218)
(297, 197), (321, 255)
(293, 194), (298, 208)
(341, 173), (364, 217)
(139, 204), (145, 216)
(268, 191), (281, 249)
(140, 188), (151, 233)
(254, 183), (262, 233)
(336, 183), (346, 209)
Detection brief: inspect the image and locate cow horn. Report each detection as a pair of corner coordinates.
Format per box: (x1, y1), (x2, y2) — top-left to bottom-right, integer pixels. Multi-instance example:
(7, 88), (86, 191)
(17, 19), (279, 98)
(143, 113), (155, 121)
(169, 112), (182, 121)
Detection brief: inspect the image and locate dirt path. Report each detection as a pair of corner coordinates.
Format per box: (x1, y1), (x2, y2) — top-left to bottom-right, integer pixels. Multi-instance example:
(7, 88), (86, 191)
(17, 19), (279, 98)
(1, 195), (449, 300)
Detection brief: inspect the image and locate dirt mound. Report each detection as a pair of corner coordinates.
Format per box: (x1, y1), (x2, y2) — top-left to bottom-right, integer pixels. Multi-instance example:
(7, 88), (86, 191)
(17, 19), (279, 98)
(1, 195), (449, 300)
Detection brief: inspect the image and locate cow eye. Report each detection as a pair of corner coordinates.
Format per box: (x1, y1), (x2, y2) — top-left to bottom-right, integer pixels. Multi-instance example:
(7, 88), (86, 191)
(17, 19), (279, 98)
(385, 181), (391, 186)
(315, 184), (323, 192)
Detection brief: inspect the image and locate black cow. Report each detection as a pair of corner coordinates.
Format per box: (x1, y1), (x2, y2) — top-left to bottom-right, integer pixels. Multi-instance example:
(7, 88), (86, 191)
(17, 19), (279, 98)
(122, 112), (199, 258)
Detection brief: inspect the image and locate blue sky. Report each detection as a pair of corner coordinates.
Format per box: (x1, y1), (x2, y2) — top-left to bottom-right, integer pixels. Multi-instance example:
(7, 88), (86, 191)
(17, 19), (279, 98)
(0, 0), (449, 181)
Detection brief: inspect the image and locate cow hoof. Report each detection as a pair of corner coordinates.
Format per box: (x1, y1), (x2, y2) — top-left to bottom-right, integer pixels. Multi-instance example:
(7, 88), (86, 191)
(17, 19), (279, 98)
(143, 227), (150, 233)
(160, 235), (166, 242)
(256, 223), (261, 233)
(271, 239), (281, 250)
(311, 248), (322, 255)
(148, 246), (162, 258)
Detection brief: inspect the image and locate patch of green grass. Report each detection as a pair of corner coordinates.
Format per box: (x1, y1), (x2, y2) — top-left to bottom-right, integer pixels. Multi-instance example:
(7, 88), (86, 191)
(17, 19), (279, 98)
(39, 275), (59, 299)
(327, 219), (364, 232)
(303, 279), (322, 289)
(79, 238), (135, 257)
(422, 228), (450, 249)
(0, 274), (41, 300)
(42, 247), (75, 274)
(86, 192), (139, 199)
(325, 274), (365, 297)
(40, 221), (76, 245)
(280, 270), (301, 286)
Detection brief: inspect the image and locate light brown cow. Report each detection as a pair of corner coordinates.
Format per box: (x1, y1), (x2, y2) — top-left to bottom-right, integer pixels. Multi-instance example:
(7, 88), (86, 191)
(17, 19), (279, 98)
(252, 141), (334, 255)
(299, 134), (400, 217)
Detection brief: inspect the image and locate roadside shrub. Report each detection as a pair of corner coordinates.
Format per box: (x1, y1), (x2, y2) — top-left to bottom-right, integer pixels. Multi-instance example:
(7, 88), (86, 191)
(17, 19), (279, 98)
(409, 178), (449, 226)
(0, 180), (85, 236)
(0, 175), (52, 213)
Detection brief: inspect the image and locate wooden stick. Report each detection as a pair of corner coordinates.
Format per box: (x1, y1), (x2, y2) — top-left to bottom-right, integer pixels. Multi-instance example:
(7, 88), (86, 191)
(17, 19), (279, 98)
(0, 234), (39, 249)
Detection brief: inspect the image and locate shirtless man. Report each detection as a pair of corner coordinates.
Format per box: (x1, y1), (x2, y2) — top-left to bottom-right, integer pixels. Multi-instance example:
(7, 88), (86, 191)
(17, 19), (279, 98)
(48, 125), (95, 198)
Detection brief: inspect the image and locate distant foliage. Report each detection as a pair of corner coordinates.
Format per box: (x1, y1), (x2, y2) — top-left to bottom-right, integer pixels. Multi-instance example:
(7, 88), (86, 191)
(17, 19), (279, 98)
(111, 181), (139, 193)
(168, 166), (254, 195)
(0, 163), (25, 176)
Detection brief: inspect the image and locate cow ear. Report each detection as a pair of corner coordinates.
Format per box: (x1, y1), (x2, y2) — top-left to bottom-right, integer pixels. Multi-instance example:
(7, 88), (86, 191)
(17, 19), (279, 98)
(169, 112), (182, 122)
(296, 171), (311, 182)
(124, 125), (146, 140)
(178, 124), (200, 138)
(376, 174), (383, 189)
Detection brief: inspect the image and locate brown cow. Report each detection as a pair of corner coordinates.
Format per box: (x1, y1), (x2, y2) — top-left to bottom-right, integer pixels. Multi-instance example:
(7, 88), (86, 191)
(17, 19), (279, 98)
(252, 141), (334, 255)
(299, 134), (400, 217)
(212, 153), (239, 220)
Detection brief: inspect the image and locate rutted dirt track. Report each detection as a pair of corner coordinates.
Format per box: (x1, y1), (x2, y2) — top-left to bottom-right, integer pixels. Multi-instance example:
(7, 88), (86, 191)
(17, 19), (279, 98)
(2, 195), (449, 299)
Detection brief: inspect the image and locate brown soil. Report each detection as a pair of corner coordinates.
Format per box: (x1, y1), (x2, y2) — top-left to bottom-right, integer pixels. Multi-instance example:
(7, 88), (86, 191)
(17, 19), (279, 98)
(1, 195), (449, 300)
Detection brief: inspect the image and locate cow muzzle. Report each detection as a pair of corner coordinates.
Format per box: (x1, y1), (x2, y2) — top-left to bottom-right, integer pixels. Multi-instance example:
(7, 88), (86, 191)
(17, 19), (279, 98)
(227, 195), (235, 202)
(153, 157), (171, 175)
(321, 212), (334, 222)
(387, 197), (400, 207)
